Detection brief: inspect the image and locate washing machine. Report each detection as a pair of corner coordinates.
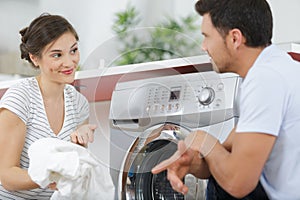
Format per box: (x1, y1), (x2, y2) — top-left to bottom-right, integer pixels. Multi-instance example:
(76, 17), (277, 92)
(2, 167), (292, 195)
(109, 71), (240, 199)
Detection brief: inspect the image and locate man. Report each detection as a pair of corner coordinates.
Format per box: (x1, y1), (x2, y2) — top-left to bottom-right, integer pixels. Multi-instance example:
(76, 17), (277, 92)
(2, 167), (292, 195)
(152, 0), (300, 199)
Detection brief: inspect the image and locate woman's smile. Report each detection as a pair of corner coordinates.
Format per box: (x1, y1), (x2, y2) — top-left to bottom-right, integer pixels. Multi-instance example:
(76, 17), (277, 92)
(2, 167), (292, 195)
(60, 68), (74, 75)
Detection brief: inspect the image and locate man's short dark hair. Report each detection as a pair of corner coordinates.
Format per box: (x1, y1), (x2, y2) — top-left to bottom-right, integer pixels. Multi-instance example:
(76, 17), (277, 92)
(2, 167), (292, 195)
(195, 0), (273, 47)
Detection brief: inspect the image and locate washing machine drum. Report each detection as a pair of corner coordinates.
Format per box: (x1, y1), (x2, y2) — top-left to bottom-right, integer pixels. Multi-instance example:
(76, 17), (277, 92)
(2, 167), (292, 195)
(123, 139), (207, 200)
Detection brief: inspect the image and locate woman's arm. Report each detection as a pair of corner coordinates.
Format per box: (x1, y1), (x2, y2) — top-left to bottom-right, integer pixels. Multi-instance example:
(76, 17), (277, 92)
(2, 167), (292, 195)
(0, 108), (39, 191)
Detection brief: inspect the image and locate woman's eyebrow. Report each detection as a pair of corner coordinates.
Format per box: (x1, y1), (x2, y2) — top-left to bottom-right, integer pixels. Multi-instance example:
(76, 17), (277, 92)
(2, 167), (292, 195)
(70, 42), (78, 49)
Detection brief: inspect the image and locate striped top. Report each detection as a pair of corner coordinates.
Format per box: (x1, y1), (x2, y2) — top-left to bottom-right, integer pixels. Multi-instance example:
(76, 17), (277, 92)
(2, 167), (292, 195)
(0, 77), (89, 199)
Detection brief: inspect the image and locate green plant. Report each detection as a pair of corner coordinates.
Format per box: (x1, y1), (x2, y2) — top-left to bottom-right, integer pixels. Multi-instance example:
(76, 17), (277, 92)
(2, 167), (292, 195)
(112, 5), (203, 66)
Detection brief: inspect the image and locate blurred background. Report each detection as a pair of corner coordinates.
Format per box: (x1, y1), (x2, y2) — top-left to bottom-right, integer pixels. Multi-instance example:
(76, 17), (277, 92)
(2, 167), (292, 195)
(0, 0), (300, 79)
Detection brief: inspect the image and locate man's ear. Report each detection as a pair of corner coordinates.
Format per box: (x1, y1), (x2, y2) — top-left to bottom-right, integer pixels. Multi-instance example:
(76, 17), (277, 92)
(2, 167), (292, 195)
(229, 28), (244, 49)
(29, 53), (39, 67)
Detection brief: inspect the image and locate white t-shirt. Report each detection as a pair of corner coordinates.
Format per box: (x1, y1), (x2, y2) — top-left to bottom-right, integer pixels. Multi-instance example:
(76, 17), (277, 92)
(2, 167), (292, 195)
(0, 77), (89, 199)
(236, 45), (300, 200)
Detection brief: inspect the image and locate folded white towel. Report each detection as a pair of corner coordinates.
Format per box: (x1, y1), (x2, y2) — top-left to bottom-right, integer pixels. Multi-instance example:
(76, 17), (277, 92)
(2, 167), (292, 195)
(28, 138), (115, 200)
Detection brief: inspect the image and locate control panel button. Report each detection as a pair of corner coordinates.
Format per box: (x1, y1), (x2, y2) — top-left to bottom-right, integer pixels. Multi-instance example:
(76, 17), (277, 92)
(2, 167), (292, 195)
(168, 104), (172, 111)
(198, 87), (215, 105)
(175, 103), (180, 111)
(217, 83), (224, 91)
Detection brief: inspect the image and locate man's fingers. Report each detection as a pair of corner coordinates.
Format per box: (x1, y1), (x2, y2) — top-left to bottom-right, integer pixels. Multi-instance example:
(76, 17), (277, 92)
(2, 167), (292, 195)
(168, 169), (189, 195)
(152, 140), (189, 174)
(151, 140), (191, 195)
(151, 151), (181, 174)
(177, 140), (188, 155)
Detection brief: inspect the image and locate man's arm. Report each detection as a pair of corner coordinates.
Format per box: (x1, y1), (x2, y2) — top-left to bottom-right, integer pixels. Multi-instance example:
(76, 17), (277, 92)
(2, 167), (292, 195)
(187, 127), (237, 178)
(201, 131), (276, 198)
(152, 127), (276, 198)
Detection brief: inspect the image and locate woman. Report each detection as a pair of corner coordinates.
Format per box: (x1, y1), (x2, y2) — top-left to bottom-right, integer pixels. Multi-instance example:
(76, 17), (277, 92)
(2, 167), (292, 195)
(0, 13), (96, 199)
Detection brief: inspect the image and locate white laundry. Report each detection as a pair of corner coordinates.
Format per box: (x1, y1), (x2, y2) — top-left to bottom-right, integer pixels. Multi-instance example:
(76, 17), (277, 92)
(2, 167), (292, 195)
(28, 138), (115, 200)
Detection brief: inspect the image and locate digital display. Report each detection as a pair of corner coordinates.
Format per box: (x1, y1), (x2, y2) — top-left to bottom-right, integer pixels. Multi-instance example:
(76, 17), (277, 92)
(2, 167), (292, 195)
(169, 87), (181, 101)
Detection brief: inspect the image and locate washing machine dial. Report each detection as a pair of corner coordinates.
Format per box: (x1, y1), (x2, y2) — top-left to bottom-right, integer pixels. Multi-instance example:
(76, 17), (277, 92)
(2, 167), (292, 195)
(198, 87), (215, 105)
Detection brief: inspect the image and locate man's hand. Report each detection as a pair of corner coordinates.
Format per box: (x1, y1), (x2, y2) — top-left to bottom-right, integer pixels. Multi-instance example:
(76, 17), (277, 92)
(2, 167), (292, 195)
(151, 130), (216, 194)
(151, 141), (194, 195)
(185, 130), (218, 157)
(70, 124), (97, 147)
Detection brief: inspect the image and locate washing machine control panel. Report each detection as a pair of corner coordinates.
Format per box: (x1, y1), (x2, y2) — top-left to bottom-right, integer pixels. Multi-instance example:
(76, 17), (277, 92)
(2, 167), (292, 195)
(142, 74), (237, 116)
(110, 71), (240, 120)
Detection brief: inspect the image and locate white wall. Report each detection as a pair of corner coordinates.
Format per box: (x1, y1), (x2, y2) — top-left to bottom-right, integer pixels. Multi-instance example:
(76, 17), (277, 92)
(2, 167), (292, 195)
(1, 0), (298, 68)
(0, 0), (40, 53)
(0, 0), (196, 71)
(269, 0), (300, 44)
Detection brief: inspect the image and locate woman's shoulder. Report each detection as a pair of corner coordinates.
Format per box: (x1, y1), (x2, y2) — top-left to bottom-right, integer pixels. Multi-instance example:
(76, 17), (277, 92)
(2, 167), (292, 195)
(10, 77), (37, 89)
(4, 77), (38, 96)
(0, 78), (37, 117)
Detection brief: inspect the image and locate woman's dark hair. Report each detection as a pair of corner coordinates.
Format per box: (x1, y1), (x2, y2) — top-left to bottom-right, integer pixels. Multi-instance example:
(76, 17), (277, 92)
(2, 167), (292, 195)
(195, 0), (273, 47)
(19, 13), (79, 68)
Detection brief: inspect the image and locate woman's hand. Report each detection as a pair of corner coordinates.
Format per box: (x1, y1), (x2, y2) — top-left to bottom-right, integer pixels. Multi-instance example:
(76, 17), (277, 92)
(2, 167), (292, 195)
(70, 124), (97, 147)
(48, 182), (57, 190)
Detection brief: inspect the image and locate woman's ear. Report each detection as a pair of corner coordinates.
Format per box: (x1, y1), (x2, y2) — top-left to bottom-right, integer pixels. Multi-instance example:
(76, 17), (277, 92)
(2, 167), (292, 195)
(29, 53), (39, 67)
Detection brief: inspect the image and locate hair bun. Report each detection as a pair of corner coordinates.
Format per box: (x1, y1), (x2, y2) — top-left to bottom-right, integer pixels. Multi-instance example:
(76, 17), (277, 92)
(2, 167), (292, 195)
(20, 43), (30, 61)
(19, 27), (29, 43)
(19, 27), (31, 64)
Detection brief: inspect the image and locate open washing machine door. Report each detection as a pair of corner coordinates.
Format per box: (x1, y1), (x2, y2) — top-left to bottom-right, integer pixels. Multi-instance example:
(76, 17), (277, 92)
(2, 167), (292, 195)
(119, 123), (207, 200)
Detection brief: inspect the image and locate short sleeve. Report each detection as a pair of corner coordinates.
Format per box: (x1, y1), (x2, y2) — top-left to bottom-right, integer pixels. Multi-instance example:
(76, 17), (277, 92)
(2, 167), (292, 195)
(0, 84), (30, 124)
(236, 67), (288, 136)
